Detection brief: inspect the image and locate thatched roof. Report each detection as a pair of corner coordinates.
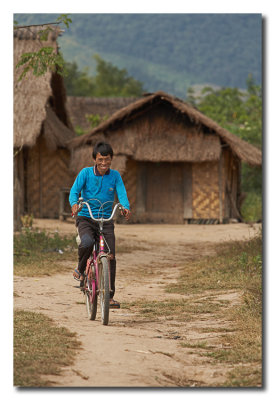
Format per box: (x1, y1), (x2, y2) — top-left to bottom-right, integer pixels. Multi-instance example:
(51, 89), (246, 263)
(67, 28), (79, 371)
(14, 25), (74, 148)
(69, 91), (262, 167)
(43, 106), (75, 150)
(67, 96), (139, 132)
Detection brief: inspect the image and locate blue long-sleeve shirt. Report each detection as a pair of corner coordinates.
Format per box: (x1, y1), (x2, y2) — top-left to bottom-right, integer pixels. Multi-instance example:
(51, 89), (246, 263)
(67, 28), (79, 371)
(69, 166), (130, 219)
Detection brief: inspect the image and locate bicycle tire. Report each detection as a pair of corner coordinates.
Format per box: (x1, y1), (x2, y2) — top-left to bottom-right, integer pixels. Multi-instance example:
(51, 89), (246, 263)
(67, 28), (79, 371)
(99, 256), (110, 325)
(85, 278), (97, 320)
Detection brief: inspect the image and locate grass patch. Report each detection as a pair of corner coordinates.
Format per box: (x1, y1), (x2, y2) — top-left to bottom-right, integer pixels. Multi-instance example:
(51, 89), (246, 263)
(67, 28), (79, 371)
(124, 233), (262, 387)
(14, 228), (78, 276)
(14, 310), (81, 387)
(224, 367), (262, 387)
(14, 229), (148, 277)
(123, 297), (226, 323)
(166, 232), (262, 297)
(168, 232), (262, 387)
(180, 341), (215, 350)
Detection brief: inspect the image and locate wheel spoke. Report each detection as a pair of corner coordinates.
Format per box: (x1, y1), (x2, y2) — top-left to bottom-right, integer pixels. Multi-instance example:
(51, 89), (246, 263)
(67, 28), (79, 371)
(85, 278), (97, 320)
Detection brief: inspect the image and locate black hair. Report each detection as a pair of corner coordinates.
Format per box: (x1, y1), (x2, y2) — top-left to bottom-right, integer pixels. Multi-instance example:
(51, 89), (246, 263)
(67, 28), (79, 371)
(92, 142), (114, 159)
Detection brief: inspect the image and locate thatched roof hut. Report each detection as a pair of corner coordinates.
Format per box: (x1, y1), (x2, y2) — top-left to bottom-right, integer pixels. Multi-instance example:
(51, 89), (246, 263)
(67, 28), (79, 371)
(69, 91), (261, 224)
(14, 25), (76, 229)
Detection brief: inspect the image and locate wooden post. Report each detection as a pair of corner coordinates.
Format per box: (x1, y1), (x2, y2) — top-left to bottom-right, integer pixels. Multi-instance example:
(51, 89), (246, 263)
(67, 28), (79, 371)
(38, 138), (43, 217)
(218, 154), (223, 224)
(59, 188), (71, 220)
(59, 190), (65, 220)
(14, 153), (22, 231)
(226, 182), (243, 221)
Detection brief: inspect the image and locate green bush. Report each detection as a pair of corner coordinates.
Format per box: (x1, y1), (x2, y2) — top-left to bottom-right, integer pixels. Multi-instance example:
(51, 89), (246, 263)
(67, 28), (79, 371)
(241, 192), (262, 222)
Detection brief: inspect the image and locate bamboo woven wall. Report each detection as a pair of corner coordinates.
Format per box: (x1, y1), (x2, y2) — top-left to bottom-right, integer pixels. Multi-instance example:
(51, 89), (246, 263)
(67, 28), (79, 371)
(26, 141), (40, 217)
(26, 136), (74, 218)
(192, 161), (220, 219)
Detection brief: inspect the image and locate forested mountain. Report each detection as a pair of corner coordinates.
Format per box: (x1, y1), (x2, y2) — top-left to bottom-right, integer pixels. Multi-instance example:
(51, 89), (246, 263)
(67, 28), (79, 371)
(14, 13), (262, 98)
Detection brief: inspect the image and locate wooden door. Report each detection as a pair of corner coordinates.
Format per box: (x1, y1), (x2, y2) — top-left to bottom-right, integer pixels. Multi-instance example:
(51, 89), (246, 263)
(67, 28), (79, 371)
(136, 162), (192, 223)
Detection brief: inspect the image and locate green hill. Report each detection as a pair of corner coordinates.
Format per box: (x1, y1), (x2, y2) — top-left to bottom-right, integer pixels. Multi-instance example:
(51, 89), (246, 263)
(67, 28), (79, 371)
(14, 13), (262, 98)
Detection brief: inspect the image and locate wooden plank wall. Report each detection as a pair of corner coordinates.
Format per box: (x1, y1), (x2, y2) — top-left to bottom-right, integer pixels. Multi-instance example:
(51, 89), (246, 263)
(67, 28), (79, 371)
(128, 161), (193, 223)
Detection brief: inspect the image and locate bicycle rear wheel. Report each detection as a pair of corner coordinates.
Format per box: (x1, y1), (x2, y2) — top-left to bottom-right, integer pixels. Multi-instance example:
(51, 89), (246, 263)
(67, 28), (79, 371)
(99, 256), (110, 325)
(85, 277), (97, 320)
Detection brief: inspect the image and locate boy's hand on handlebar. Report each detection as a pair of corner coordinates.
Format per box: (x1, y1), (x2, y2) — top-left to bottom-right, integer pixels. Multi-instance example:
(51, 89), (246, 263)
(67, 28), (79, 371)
(71, 204), (79, 216)
(121, 208), (131, 220)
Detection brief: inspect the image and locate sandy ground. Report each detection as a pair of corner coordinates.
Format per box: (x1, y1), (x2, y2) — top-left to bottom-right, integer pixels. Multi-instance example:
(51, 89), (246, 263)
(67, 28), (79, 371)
(14, 219), (260, 387)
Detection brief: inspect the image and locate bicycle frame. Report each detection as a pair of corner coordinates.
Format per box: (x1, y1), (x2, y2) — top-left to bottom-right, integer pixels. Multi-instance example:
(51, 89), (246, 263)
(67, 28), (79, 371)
(86, 228), (110, 297)
(77, 198), (125, 322)
(85, 246), (98, 304)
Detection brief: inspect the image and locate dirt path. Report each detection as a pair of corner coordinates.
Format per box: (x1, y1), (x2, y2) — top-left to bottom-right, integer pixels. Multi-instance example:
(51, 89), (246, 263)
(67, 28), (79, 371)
(14, 220), (260, 387)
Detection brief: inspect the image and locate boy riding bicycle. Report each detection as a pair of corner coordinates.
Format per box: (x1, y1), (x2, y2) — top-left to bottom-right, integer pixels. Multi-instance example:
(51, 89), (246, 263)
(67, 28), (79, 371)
(69, 142), (131, 309)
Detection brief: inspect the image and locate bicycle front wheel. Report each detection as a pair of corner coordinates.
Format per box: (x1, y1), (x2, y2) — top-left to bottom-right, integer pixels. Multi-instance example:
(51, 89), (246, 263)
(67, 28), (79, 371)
(99, 256), (110, 325)
(85, 278), (97, 320)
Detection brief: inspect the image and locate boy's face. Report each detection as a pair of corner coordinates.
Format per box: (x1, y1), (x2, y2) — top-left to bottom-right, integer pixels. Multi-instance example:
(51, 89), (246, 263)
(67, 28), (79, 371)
(95, 153), (112, 175)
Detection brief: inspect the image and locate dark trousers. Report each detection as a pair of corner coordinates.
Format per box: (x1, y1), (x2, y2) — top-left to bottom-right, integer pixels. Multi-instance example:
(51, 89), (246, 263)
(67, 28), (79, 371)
(76, 216), (116, 298)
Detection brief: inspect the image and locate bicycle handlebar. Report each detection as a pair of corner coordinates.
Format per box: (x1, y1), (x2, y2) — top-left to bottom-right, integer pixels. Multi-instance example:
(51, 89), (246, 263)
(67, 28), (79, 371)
(76, 197), (125, 222)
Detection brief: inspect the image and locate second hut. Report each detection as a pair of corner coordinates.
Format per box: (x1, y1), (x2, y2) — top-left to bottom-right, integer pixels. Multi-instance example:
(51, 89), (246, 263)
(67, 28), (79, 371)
(69, 91), (262, 224)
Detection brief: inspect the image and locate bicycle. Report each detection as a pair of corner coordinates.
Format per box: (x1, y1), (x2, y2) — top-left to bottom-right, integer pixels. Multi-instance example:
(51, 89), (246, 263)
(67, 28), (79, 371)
(74, 197), (126, 325)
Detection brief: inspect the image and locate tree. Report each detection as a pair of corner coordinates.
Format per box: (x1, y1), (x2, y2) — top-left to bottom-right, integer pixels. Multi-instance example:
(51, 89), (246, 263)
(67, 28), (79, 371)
(63, 61), (95, 96)
(63, 55), (145, 97)
(193, 77), (262, 151)
(93, 54), (144, 97)
(14, 14), (72, 81)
